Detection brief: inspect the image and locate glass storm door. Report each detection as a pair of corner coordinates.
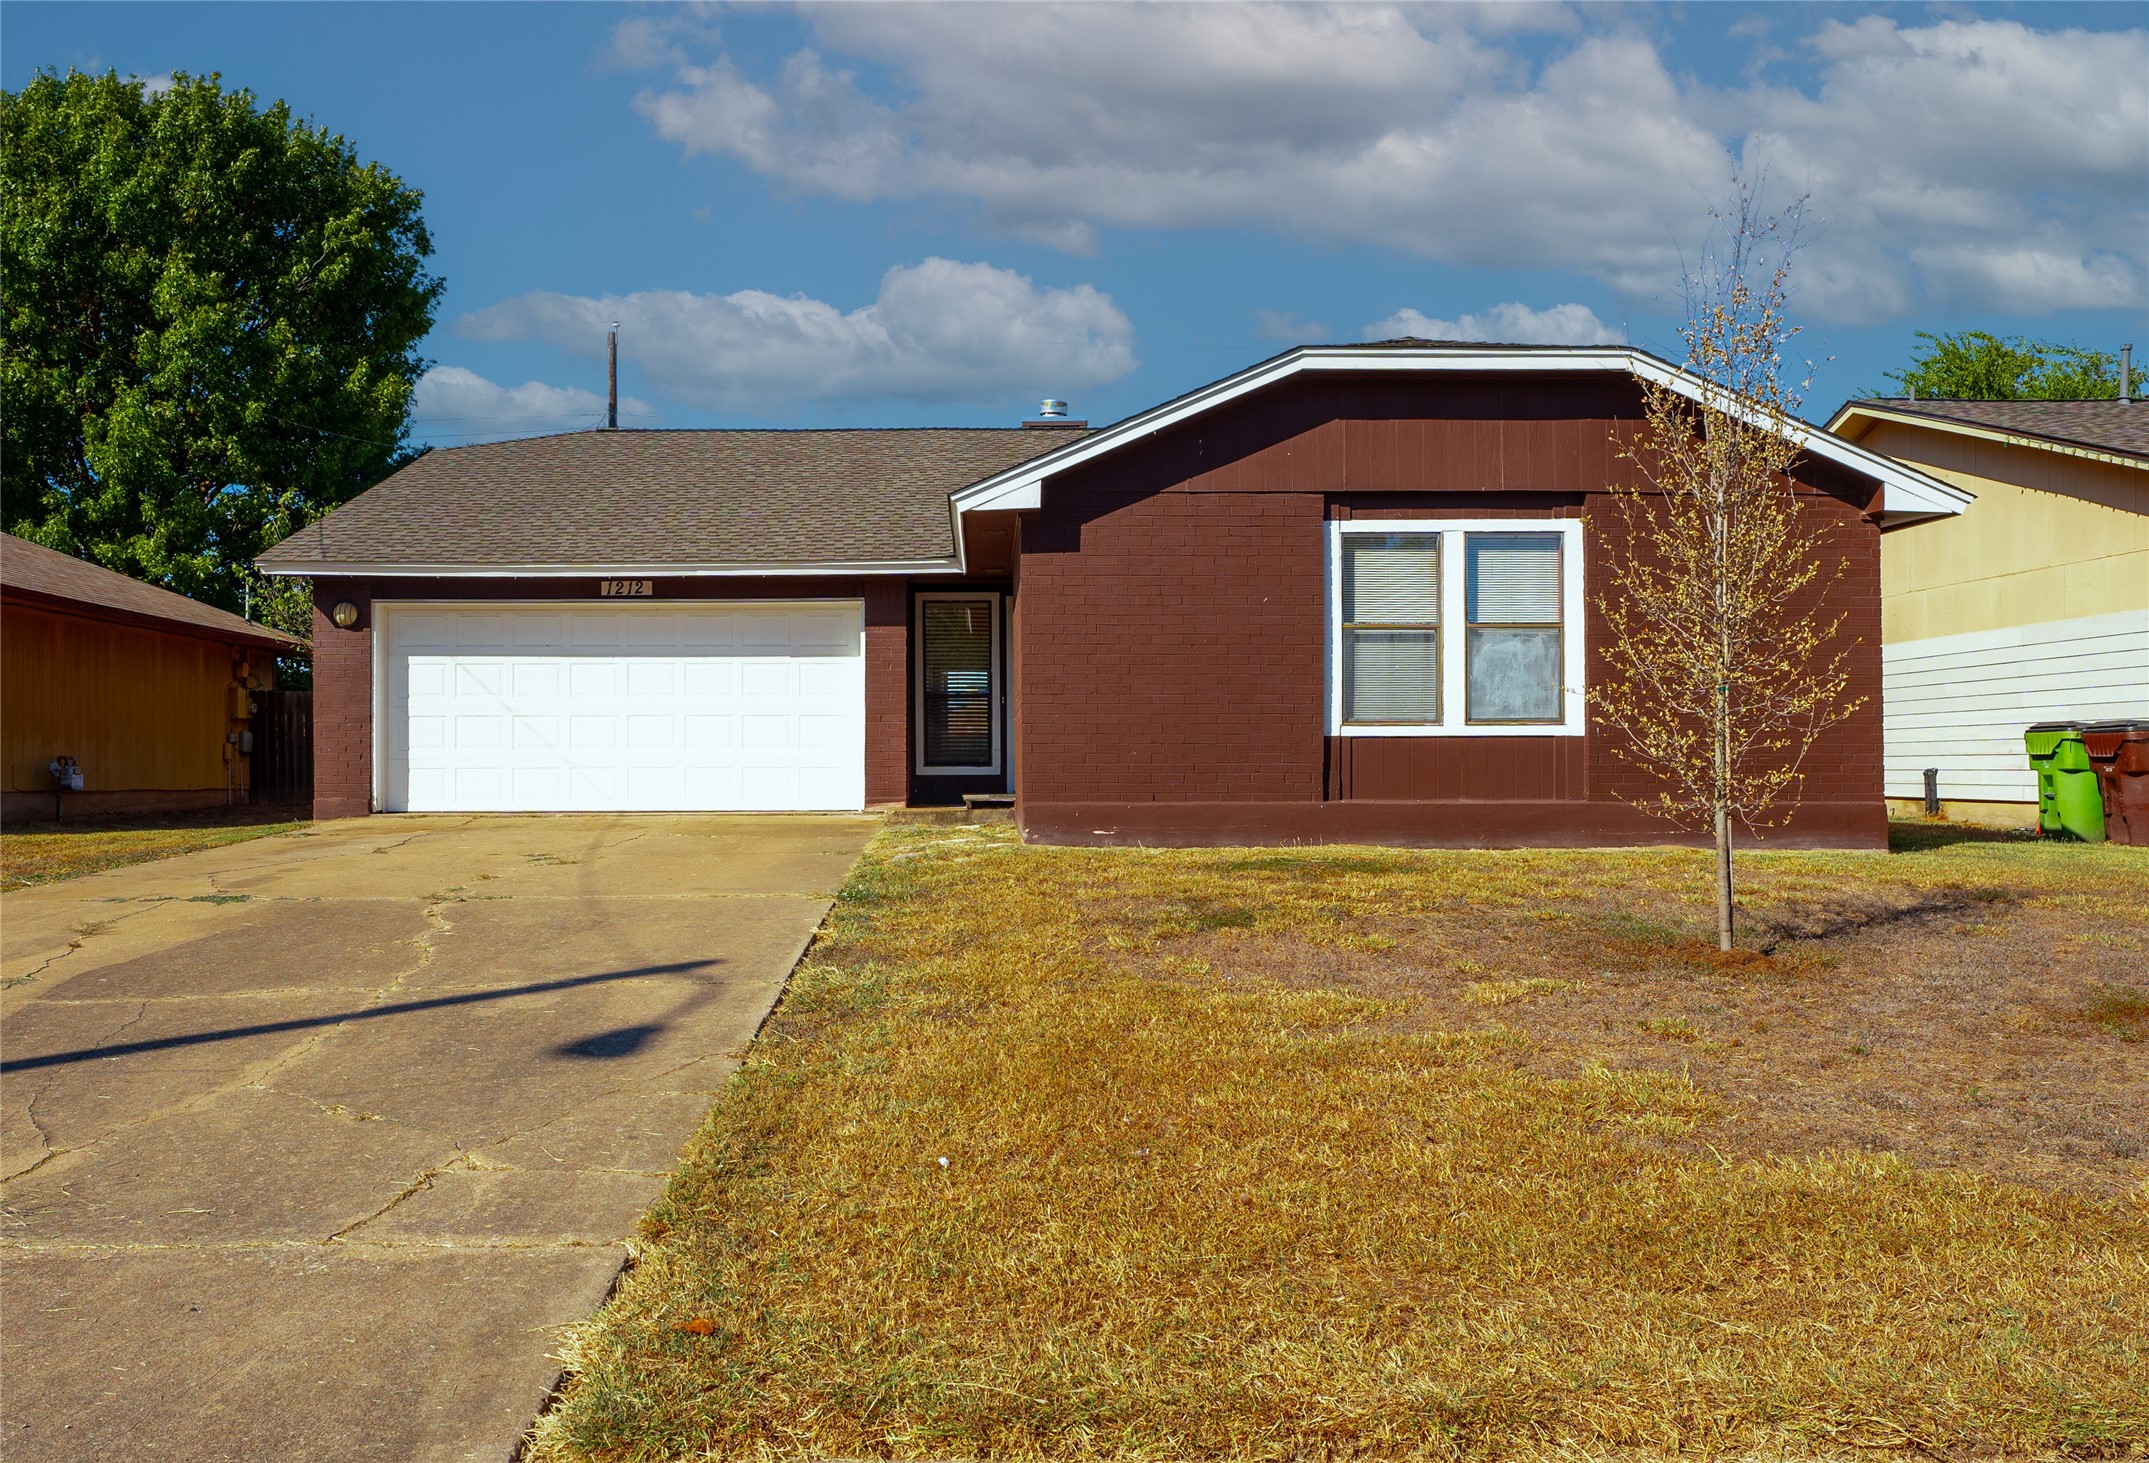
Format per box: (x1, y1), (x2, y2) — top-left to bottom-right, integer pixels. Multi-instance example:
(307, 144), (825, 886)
(915, 593), (1002, 776)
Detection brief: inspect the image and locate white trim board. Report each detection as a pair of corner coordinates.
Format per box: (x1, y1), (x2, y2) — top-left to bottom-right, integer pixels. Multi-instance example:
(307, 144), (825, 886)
(952, 346), (1974, 533)
(1326, 518), (1587, 738)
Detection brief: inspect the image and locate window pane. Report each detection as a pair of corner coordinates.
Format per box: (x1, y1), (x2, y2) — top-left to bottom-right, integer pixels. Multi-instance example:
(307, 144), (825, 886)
(1466, 627), (1562, 722)
(1344, 628), (1439, 723)
(922, 599), (994, 766)
(1344, 535), (1440, 624)
(1467, 533), (1561, 624)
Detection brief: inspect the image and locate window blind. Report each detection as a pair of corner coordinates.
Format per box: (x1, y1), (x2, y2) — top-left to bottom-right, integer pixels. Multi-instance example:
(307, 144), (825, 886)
(1343, 535), (1440, 624)
(1345, 630), (1440, 723)
(922, 599), (994, 767)
(1466, 534), (1562, 624)
(1342, 534), (1441, 722)
(1465, 533), (1563, 722)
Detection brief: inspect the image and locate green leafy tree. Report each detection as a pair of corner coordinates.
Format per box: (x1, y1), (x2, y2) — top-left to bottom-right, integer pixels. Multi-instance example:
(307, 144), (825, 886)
(1, 69), (441, 613)
(1886, 331), (2120, 400)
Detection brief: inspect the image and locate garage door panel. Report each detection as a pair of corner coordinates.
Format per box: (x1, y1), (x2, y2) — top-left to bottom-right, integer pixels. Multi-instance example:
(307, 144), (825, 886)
(569, 662), (620, 697)
(512, 613), (569, 649)
(512, 716), (560, 750)
(740, 663), (791, 698)
(454, 767), (506, 806)
(627, 716), (675, 749)
(799, 661), (855, 697)
(513, 767), (566, 805)
(569, 617), (621, 649)
(684, 715), (736, 749)
(455, 715), (505, 749)
(384, 602), (865, 813)
(626, 663), (677, 697)
(684, 663), (738, 697)
(512, 663), (562, 697)
(569, 715), (620, 749)
(570, 766), (626, 807)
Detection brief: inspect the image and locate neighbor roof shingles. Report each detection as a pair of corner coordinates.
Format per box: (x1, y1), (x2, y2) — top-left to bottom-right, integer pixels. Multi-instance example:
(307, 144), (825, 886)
(2, 533), (299, 648)
(254, 427), (1092, 572)
(1842, 399), (2149, 461)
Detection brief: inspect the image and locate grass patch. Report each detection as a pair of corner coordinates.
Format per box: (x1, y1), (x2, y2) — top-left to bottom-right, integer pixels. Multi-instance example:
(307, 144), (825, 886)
(532, 826), (2149, 1462)
(0, 808), (306, 890)
(2083, 984), (2149, 1043)
(1460, 976), (1580, 1006)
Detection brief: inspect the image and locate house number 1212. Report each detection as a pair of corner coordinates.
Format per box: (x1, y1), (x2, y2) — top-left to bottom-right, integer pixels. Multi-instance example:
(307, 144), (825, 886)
(599, 579), (654, 597)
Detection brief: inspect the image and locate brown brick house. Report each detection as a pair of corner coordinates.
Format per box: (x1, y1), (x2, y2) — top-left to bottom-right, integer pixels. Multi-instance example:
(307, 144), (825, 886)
(256, 343), (1969, 846)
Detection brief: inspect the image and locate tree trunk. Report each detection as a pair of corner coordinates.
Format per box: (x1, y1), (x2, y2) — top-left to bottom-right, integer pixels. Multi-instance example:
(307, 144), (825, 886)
(1714, 801), (1735, 951)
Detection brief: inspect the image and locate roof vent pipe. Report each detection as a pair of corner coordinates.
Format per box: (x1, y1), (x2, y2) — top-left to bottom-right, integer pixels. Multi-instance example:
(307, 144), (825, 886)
(607, 323), (620, 430)
(2122, 344), (2133, 404)
(1035, 399), (1067, 419)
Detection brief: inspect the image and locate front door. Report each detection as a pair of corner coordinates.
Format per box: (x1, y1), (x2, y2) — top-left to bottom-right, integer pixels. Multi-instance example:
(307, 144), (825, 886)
(914, 591), (1003, 783)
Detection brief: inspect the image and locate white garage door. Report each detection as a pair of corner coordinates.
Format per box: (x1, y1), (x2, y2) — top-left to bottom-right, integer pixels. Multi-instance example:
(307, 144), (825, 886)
(379, 601), (865, 812)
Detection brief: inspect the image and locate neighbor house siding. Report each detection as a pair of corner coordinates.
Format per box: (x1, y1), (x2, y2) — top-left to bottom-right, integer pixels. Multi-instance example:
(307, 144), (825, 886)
(1882, 610), (2149, 806)
(1, 601), (248, 818)
(1011, 373), (1887, 848)
(1851, 419), (2149, 816)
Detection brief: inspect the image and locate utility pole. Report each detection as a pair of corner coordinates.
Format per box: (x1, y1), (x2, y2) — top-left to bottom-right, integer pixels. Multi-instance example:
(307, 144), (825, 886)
(607, 322), (619, 430)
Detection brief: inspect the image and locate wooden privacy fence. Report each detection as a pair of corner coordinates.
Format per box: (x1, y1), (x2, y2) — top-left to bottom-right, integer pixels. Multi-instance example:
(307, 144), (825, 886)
(251, 689), (313, 807)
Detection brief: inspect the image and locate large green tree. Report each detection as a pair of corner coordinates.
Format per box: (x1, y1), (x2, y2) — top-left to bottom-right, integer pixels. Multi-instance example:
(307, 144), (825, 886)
(1886, 330), (2120, 401)
(1, 69), (441, 614)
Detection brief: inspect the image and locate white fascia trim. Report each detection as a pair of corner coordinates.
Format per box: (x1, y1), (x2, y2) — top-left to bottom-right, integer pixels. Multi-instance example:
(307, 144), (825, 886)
(1825, 404), (2149, 474)
(952, 346), (1975, 521)
(260, 557), (958, 580)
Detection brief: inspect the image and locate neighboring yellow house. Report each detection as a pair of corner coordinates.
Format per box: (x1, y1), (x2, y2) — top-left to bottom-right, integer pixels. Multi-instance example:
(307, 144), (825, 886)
(1825, 399), (2149, 825)
(1, 533), (300, 821)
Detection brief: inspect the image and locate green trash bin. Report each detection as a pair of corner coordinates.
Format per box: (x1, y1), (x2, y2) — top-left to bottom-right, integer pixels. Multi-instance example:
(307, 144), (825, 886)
(2025, 722), (2107, 842)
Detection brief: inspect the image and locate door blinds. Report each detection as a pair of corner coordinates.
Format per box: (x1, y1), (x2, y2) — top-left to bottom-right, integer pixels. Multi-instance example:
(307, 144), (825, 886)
(921, 598), (995, 768)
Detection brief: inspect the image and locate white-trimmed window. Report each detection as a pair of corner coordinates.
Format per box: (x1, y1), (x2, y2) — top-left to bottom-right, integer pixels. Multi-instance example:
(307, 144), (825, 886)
(1328, 519), (1584, 737)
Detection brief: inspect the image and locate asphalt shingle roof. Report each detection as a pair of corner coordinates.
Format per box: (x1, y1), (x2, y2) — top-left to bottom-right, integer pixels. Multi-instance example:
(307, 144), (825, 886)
(1842, 399), (2149, 461)
(255, 427), (1092, 572)
(2, 533), (298, 648)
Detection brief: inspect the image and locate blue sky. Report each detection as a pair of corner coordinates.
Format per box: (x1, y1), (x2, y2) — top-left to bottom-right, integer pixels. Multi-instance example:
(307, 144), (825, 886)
(6, 1), (2145, 446)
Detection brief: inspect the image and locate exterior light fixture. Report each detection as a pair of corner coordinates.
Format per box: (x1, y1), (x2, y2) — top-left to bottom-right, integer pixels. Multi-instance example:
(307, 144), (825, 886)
(331, 601), (360, 629)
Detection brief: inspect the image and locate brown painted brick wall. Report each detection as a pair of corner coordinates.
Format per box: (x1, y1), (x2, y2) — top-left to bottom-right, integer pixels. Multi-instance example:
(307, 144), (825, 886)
(863, 580), (909, 805)
(1013, 373), (1886, 847)
(311, 578), (373, 819)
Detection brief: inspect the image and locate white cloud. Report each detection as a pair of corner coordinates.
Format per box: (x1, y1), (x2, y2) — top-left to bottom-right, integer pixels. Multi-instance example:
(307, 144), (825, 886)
(619, 7), (2147, 321)
(1363, 302), (1622, 345)
(1256, 309), (1331, 342)
(410, 367), (653, 442)
(457, 258), (1137, 411)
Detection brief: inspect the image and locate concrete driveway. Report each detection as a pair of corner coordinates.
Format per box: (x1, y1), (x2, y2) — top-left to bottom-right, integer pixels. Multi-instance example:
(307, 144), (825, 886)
(0, 813), (874, 1462)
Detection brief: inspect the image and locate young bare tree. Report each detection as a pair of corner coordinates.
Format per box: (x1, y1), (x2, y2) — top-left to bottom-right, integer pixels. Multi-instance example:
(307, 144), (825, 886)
(1589, 182), (1863, 951)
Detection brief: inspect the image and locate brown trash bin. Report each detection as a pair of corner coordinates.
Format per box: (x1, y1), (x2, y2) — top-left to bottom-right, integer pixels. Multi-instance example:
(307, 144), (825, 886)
(2081, 719), (2149, 846)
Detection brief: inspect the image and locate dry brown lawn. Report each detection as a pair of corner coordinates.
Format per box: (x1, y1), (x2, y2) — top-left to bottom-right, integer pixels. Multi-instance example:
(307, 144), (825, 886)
(532, 823), (2149, 1462)
(0, 806), (306, 890)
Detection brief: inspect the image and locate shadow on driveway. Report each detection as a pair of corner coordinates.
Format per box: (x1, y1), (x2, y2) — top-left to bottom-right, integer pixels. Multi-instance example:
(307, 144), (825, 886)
(0, 960), (721, 1074)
